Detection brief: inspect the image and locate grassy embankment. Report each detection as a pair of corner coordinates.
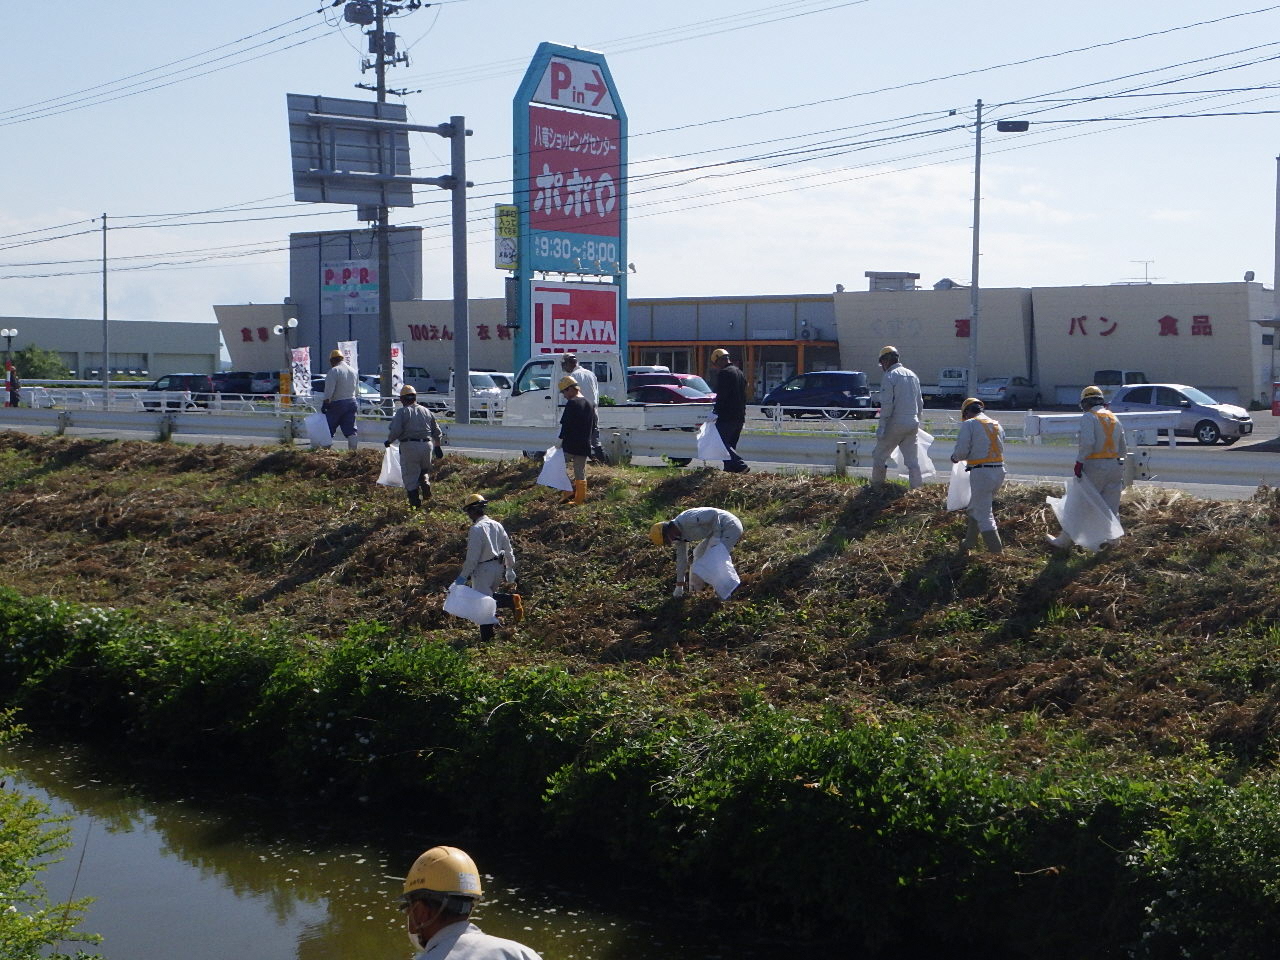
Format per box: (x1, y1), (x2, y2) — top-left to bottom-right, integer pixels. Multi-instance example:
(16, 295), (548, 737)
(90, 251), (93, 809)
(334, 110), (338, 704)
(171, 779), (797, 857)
(1, 433), (1279, 958)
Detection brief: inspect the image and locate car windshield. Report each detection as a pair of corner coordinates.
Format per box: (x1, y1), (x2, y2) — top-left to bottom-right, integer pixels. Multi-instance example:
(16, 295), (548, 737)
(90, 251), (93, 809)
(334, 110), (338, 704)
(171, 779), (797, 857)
(469, 373), (497, 389)
(1180, 386), (1218, 405)
(679, 375), (713, 393)
(978, 378), (1010, 386)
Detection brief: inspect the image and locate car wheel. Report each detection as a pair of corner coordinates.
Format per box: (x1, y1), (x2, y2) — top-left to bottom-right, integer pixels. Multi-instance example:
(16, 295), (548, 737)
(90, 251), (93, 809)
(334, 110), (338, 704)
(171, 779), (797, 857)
(1194, 420), (1221, 445)
(821, 407), (854, 421)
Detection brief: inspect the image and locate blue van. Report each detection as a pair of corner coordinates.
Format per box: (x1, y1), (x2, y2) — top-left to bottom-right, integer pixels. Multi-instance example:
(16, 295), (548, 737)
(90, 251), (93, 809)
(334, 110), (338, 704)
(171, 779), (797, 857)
(761, 370), (877, 420)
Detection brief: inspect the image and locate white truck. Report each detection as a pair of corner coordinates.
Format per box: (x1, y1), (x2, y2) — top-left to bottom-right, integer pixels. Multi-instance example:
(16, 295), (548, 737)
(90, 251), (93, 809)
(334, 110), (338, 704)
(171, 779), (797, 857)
(919, 366), (970, 404)
(503, 352), (711, 455)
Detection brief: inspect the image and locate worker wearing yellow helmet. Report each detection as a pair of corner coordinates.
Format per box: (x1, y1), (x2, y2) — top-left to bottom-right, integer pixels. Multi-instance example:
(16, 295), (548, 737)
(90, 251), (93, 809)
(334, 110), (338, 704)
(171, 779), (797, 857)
(385, 384), (443, 507)
(1047, 385), (1128, 550)
(555, 375), (596, 505)
(401, 845), (543, 960)
(321, 347), (361, 451)
(649, 507), (744, 598)
(870, 345), (925, 489)
(949, 397), (1005, 553)
(455, 494), (519, 641)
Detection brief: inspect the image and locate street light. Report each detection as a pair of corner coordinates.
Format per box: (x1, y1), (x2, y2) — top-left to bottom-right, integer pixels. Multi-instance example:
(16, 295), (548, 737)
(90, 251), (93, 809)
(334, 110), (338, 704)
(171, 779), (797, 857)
(272, 316), (299, 402)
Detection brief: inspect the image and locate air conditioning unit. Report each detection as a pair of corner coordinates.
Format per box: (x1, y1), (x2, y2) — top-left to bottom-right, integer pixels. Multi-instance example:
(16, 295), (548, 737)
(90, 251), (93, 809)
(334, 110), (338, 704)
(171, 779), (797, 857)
(800, 328), (813, 341)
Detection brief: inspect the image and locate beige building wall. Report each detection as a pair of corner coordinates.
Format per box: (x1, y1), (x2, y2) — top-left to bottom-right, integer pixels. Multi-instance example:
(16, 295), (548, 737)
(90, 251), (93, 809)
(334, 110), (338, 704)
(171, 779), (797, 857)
(0, 314), (220, 378)
(1031, 282), (1269, 405)
(833, 287), (1034, 388)
(392, 299), (514, 378)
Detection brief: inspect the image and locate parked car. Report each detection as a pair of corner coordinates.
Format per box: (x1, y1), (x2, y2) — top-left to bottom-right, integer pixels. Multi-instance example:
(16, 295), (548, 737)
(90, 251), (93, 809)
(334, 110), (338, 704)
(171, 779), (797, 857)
(627, 384), (716, 404)
(1108, 383), (1253, 445)
(760, 370), (876, 420)
(487, 372), (514, 397)
(250, 371), (282, 394)
(626, 364), (670, 375)
(628, 372), (715, 396)
(142, 373), (214, 409)
(211, 370), (255, 398)
(976, 376), (1041, 408)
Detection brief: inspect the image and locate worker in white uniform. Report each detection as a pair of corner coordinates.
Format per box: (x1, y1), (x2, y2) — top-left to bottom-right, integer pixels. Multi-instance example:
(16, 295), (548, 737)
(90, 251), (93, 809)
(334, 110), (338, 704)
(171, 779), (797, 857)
(401, 846), (544, 960)
(385, 384), (443, 507)
(454, 494), (519, 641)
(950, 396), (1005, 553)
(560, 353), (607, 461)
(1048, 385), (1128, 550)
(870, 345), (925, 489)
(321, 348), (360, 451)
(649, 507), (743, 597)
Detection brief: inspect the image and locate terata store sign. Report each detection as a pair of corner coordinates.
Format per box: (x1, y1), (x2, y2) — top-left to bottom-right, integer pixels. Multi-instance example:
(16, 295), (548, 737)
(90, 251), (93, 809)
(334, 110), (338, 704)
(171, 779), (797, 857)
(530, 281), (619, 354)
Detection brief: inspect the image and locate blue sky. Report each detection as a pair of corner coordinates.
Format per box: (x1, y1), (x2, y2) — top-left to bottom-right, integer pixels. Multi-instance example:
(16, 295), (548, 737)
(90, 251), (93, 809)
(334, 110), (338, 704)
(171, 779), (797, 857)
(4, 0), (1280, 328)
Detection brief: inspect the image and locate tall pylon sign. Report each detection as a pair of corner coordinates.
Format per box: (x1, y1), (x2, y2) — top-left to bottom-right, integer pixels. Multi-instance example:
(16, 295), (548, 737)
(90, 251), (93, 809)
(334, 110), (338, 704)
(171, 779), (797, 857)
(512, 43), (627, 362)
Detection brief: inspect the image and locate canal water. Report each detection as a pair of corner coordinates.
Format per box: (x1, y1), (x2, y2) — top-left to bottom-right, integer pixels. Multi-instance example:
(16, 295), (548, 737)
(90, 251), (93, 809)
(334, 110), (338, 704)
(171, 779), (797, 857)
(3, 741), (732, 960)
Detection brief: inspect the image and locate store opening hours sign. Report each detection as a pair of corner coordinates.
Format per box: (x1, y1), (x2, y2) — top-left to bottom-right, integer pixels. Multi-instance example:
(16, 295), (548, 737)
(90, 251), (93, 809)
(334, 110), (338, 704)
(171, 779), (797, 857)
(531, 281), (618, 354)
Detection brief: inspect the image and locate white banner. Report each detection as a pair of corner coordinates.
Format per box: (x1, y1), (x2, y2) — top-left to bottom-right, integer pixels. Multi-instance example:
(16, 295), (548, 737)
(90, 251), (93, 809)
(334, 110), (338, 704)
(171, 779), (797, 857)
(390, 342), (404, 396)
(290, 346), (311, 398)
(337, 340), (359, 376)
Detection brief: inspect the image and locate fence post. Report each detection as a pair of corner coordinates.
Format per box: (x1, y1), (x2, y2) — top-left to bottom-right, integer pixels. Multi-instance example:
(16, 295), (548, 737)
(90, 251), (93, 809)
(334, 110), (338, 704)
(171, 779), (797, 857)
(834, 440), (848, 477)
(606, 430), (631, 466)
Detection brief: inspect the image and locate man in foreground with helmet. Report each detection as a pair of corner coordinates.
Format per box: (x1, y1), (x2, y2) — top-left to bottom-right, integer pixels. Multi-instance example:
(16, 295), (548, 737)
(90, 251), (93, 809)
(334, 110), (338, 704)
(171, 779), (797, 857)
(649, 507), (743, 598)
(385, 384), (444, 507)
(402, 845), (543, 960)
(556, 376), (595, 505)
(950, 396), (1005, 553)
(322, 347), (361, 451)
(870, 345), (925, 489)
(1047, 385), (1128, 550)
(709, 347), (751, 473)
(455, 494), (520, 642)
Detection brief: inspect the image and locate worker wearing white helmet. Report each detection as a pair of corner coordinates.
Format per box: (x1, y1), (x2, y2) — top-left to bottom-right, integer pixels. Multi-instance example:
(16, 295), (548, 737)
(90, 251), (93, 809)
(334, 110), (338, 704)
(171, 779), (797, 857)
(950, 397), (1005, 553)
(649, 506), (743, 598)
(870, 345), (925, 489)
(385, 384), (443, 507)
(401, 845), (543, 960)
(1048, 385), (1128, 550)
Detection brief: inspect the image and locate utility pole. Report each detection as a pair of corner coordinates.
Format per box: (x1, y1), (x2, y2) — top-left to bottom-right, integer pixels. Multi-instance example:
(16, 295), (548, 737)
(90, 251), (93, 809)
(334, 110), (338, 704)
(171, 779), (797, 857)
(968, 100), (982, 399)
(102, 213), (110, 408)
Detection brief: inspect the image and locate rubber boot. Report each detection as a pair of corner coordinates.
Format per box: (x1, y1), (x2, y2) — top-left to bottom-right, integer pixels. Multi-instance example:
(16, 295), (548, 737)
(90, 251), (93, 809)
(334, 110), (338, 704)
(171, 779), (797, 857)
(573, 479), (587, 505)
(511, 594), (525, 623)
(419, 474), (432, 501)
(478, 623), (495, 643)
(1046, 533), (1073, 551)
(981, 529), (1003, 554)
(559, 485), (575, 504)
(962, 517), (979, 551)
(406, 487), (421, 508)
(346, 434), (359, 452)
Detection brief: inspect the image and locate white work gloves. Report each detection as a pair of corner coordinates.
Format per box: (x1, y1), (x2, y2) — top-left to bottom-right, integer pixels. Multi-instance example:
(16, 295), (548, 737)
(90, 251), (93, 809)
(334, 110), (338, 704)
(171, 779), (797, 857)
(672, 583), (686, 598)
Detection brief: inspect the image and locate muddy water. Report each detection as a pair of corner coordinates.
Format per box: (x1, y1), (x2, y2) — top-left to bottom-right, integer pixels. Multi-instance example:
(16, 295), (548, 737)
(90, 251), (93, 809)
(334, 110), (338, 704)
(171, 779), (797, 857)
(3, 742), (729, 960)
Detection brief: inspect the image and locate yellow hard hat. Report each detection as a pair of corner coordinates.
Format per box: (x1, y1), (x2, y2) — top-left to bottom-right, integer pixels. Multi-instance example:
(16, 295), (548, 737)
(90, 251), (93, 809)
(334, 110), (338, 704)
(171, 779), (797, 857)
(403, 846), (483, 900)
(1080, 385), (1105, 402)
(962, 396), (984, 411)
(710, 348), (729, 363)
(558, 376), (578, 391)
(400, 384), (417, 398)
(878, 345), (899, 361)
(329, 349), (344, 361)
(463, 493), (487, 509)
(649, 521), (668, 546)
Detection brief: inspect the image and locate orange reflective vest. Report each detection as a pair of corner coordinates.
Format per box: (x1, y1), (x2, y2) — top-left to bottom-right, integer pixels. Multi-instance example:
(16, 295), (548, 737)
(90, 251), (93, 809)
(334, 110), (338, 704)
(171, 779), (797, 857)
(1085, 408), (1121, 459)
(967, 414), (1004, 465)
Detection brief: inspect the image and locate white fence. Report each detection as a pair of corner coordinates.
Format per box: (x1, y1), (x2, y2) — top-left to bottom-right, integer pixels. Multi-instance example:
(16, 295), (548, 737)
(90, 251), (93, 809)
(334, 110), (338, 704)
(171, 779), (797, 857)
(2, 405), (1279, 489)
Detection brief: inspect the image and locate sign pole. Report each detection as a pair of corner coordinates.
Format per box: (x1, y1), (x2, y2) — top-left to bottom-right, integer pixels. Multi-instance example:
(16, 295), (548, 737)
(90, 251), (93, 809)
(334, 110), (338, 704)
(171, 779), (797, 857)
(451, 116), (471, 424)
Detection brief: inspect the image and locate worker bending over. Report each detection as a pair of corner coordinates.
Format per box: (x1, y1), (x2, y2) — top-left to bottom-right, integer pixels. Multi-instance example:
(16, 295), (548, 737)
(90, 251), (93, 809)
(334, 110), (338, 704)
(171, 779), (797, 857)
(649, 507), (744, 597)
(950, 396), (1005, 553)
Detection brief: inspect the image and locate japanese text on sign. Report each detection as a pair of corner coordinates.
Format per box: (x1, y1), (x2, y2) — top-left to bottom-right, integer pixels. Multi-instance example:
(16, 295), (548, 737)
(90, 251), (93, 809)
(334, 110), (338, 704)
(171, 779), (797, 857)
(528, 106), (620, 238)
(530, 281), (619, 354)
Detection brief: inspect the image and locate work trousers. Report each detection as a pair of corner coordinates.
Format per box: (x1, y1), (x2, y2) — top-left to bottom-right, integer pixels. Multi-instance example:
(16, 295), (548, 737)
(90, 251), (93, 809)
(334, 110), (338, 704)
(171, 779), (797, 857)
(716, 416), (748, 471)
(565, 453), (587, 484)
(871, 423), (922, 488)
(688, 516), (744, 591)
(325, 398), (358, 443)
(468, 557), (505, 597)
(966, 465), (1005, 533)
(398, 440), (434, 492)
(1081, 458), (1124, 516)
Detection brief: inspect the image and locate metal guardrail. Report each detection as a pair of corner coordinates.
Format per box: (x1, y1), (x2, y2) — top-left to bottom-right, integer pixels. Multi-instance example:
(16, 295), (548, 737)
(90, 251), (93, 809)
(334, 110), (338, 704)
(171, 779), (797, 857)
(2, 405), (1279, 488)
(1025, 411), (1181, 446)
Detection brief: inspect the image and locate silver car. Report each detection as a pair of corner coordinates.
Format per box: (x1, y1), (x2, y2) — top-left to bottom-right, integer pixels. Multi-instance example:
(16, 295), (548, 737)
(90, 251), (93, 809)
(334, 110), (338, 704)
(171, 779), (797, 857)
(1109, 383), (1253, 445)
(976, 376), (1041, 408)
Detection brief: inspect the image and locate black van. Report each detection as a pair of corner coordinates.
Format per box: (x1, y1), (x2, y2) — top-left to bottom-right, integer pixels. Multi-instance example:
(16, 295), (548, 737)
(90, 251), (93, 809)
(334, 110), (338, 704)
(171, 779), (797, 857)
(761, 371), (877, 420)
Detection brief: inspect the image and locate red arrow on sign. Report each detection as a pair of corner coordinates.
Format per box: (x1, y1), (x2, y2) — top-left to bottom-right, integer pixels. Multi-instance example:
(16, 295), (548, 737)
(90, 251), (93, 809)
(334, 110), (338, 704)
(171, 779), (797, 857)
(584, 68), (607, 107)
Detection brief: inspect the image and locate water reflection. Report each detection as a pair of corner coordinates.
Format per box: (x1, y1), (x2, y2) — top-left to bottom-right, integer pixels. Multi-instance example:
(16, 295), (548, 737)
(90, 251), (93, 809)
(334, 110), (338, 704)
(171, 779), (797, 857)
(2, 742), (722, 960)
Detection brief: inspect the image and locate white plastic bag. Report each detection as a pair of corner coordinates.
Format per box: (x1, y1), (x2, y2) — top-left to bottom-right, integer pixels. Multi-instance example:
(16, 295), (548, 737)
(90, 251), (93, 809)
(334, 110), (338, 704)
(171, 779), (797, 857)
(377, 444), (402, 487)
(443, 584), (499, 625)
(1046, 479), (1125, 552)
(304, 411), (332, 449)
(536, 445), (574, 492)
(696, 416), (732, 462)
(946, 461), (971, 511)
(691, 542), (741, 600)
(885, 430), (937, 478)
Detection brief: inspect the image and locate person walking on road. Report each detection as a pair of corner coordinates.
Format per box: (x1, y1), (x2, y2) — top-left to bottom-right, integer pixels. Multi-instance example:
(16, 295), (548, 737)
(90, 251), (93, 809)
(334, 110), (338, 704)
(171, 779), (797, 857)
(1047, 385), (1128, 550)
(401, 846), (544, 960)
(649, 506), (744, 597)
(385, 384), (443, 507)
(557, 376), (595, 505)
(870, 345), (924, 489)
(710, 348), (750, 473)
(322, 348), (360, 451)
(455, 494), (519, 642)
(560, 353), (607, 461)
(950, 396), (1005, 553)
